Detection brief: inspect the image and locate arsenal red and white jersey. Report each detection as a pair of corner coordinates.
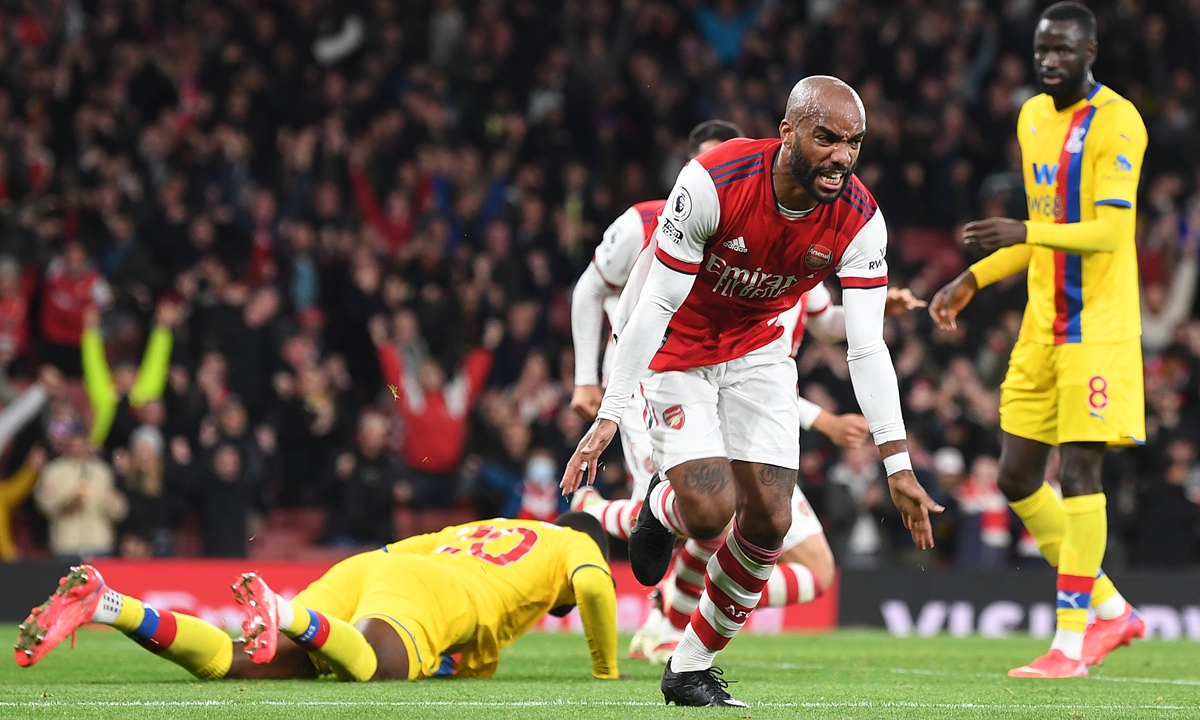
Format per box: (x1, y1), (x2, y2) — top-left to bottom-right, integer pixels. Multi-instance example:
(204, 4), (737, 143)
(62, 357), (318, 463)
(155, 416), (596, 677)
(593, 200), (664, 327)
(593, 200), (663, 289)
(647, 137), (887, 372)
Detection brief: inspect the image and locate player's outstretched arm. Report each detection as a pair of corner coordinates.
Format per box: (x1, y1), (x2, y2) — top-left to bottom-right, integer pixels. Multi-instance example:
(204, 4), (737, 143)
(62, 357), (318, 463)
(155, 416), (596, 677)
(572, 565), (620, 679)
(562, 255), (695, 492)
(801, 392), (868, 448)
(929, 270), (979, 331)
(843, 285), (944, 548)
(571, 263), (616, 421)
(562, 163), (715, 494)
(964, 205), (1130, 254)
(884, 287), (927, 316)
(839, 211), (942, 547)
(1023, 203), (1130, 253)
(807, 287), (924, 344)
(810, 408), (869, 448)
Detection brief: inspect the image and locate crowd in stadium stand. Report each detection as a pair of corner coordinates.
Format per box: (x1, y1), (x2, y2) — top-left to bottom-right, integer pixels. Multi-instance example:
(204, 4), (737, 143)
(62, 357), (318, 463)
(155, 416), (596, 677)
(0, 0), (1197, 569)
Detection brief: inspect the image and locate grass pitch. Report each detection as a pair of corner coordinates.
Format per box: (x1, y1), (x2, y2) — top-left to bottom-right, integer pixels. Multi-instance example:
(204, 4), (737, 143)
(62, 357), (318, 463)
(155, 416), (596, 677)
(1, 627), (1197, 719)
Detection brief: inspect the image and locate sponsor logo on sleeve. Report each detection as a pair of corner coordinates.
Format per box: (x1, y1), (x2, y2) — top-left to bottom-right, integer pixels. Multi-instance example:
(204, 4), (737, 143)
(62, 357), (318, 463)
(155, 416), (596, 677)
(660, 218), (684, 243)
(671, 188), (692, 221)
(1115, 154), (1132, 172)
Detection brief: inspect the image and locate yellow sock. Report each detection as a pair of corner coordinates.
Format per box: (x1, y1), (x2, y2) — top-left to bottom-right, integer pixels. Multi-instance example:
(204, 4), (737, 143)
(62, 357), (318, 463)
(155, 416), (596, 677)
(108, 594), (232, 679)
(1056, 494), (1107, 635)
(1010, 482), (1066, 562)
(1010, 483), (1122, 615)
(281, 599), (377, 682)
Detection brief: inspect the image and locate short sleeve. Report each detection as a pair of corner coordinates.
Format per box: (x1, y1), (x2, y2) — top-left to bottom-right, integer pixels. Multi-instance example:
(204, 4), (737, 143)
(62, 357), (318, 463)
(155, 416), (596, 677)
(593, 206), (647, 288)
(652, 161), (719, 273)
(835, 207), (889, 289)
(1091, 101), (1147, 209)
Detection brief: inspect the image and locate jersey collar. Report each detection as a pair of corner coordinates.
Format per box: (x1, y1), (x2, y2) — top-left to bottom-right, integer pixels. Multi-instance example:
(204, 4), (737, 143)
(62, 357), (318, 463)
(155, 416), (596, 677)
(1051, 83), (1103, 115)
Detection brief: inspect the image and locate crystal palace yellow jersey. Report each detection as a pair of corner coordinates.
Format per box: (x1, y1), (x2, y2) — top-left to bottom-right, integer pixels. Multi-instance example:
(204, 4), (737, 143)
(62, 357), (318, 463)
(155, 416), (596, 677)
(1014, 84), (1146, 344)
(383, 519), (611, 673)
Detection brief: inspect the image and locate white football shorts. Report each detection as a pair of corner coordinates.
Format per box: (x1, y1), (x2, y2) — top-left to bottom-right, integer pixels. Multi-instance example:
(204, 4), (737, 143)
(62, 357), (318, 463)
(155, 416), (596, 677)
(618, 396), (657, 499)
(637, 336), (800, 472)
(782, 484), (823, 551)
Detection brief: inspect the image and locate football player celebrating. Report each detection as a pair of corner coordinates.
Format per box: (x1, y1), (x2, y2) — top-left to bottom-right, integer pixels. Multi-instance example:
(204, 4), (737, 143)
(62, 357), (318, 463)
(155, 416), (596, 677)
(15, 514), (619, 682)
(930, 1), (1146, 678)
(572, 119), (924, 664)
(562, 76), (941, 707)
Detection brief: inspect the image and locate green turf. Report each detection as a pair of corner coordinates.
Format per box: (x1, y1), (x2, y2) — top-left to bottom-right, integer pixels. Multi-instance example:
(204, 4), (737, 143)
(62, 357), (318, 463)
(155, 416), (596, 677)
(2, 627), (1197, 719)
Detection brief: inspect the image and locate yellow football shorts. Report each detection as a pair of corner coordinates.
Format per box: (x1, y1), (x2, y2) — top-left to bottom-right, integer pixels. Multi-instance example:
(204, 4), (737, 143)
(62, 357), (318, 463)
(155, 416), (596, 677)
(292, 551), (477, 679)
(999, 335), (1145, 447)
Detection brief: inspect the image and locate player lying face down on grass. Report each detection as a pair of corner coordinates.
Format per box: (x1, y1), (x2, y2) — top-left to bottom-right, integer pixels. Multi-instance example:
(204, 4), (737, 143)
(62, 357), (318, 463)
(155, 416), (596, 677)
(14, 514), (619, 682)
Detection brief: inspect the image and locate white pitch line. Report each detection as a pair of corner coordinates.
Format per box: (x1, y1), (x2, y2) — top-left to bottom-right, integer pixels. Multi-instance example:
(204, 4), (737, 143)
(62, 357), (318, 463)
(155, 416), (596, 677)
(755, 662), (1200, 688)
(0, 700), (1196, 711)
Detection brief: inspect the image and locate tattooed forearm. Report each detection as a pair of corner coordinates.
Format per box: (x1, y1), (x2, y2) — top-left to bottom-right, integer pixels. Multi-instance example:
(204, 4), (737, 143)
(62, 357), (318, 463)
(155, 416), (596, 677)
(679, 459), (732, 496)
(755, 464), (798, 488)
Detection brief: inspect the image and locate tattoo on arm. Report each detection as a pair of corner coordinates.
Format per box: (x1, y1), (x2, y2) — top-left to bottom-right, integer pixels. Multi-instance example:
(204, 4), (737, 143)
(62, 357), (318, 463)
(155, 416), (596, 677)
(680, 461), (731, 496)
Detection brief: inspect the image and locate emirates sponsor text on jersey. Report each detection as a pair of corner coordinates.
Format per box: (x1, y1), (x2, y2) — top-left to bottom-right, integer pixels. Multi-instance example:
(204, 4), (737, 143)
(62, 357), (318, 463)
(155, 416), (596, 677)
(704, 252), (798, 299)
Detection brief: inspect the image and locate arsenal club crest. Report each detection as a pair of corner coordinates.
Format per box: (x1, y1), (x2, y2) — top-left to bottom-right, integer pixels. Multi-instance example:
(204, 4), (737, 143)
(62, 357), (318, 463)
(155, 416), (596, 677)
(663, 405), (685, 430)
(804, 244), (833, 271)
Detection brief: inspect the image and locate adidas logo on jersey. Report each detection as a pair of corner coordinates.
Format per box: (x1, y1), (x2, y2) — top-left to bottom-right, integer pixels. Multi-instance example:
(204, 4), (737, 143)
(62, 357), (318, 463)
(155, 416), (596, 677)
(723, 236), (748, 252)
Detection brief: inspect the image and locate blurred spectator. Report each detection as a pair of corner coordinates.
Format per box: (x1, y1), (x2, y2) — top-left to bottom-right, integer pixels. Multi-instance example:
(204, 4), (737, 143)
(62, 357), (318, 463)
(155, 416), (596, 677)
(0, 366), (62, 560)
(34, 419), (126, 558)
(321, 411), (403, 547)
(112, 426), (178, 558)
(1131, 439), (1200, 567)
(276, 362), (355, 506)
(38, 240), (111, 376)
(478, 422), (533, 519)
(954, 455), (1010, 568)
(82, 301), (178, 456)
(0, 446), (47, 561)
(1141, 235), (1198, 355)
(0, 256), (31, 365)
(695, 0), (776, 65)
(372, 315), (502, 508)
(826, 445), (888, 569)
(198, 443), (251, 559)
(515, 447), (568, 521)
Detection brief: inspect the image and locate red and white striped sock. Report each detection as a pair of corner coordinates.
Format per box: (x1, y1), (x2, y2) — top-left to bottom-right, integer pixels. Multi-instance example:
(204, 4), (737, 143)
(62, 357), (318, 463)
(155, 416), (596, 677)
(670, 524), (780, 672)
(757, 563), (825, 607)
(648, 480), (688, 536)
(666, 538), (723, 631)
(588, 498), (641, 541)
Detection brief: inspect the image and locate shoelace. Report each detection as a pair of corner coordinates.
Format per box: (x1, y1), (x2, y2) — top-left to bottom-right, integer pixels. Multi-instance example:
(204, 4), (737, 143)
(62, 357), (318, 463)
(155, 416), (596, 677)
(700, 666), (736, 690)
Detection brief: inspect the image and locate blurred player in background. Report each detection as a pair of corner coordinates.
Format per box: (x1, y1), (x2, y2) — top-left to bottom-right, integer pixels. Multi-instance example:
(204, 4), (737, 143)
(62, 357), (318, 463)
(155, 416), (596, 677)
(562, 76), (941, 707)
(15, 514), (618, 682)
(930, 1), (1146, 679)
